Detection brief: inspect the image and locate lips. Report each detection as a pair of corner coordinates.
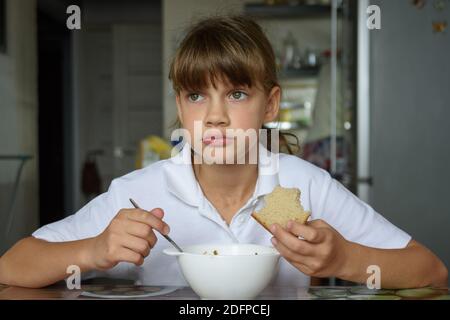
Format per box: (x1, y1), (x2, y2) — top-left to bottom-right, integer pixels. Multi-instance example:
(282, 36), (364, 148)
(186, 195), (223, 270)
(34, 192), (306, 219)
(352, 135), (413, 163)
(202, 133), (234, 146)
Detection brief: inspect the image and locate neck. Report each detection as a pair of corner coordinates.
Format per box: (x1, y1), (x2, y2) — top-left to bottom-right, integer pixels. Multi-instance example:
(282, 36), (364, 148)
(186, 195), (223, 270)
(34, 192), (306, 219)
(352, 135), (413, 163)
(192, 155), (258, 205)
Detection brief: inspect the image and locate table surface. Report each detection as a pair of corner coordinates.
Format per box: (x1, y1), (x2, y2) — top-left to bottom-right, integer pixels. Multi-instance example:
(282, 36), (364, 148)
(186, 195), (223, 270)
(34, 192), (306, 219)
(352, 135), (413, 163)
(0, 284), (449, 300)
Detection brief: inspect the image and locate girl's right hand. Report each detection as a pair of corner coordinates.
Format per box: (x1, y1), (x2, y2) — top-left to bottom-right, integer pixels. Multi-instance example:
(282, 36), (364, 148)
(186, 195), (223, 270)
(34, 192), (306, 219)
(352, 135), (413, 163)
(86, 208), (170, 270)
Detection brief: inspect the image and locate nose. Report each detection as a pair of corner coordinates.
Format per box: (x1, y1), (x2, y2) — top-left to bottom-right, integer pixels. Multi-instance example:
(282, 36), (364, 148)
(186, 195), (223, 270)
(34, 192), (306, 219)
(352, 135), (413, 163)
(204, 97), (230, 127)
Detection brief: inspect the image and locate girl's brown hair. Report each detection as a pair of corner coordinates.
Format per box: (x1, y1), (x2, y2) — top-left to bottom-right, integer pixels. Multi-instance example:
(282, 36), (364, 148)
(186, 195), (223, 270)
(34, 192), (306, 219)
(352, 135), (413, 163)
(168, 15), (300, 155)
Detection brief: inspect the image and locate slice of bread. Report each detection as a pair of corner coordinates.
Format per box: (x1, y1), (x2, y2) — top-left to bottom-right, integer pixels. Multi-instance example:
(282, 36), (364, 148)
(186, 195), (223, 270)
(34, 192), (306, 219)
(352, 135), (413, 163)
(251, 185), (311, 233)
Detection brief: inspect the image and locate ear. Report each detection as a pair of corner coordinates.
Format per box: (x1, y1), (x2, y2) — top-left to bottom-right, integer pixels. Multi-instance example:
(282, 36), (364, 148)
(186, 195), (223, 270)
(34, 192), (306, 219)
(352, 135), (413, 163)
(175, 94), (184, 127)
(263, 86), (281, 124)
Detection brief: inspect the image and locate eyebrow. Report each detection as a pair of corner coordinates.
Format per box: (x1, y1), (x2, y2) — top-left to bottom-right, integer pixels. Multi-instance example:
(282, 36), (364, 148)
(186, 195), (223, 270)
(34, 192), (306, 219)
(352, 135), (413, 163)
(182, 84), (252, 94)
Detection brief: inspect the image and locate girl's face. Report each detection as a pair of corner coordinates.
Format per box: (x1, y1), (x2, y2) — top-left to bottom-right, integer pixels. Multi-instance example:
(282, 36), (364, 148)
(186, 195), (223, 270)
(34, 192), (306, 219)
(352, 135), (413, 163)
(175, 78), (280, 164)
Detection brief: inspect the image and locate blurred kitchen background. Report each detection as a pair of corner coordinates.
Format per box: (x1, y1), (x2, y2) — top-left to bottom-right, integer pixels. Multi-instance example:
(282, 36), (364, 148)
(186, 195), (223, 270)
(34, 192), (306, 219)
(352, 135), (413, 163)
(0, 0), (449, 284)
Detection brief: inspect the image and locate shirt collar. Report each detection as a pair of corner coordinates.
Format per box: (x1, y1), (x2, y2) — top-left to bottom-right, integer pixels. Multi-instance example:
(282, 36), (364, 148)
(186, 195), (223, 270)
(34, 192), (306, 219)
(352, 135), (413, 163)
(163, 142), (280, 207)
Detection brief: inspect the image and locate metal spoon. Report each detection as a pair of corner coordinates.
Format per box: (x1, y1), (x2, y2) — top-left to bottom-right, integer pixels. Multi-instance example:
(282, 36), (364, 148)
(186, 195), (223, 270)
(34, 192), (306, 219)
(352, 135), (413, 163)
(129, 198), (183, 252)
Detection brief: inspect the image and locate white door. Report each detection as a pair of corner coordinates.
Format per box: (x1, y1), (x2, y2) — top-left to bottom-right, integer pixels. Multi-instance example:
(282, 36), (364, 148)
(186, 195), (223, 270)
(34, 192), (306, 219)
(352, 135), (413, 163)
(113, 24), (163, 178)
(76, 24), (162, 207)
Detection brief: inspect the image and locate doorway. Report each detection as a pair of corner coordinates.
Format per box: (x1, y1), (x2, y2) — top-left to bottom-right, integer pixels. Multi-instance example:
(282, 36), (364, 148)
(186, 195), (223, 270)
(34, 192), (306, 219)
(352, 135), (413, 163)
(37, 8), (70, 225)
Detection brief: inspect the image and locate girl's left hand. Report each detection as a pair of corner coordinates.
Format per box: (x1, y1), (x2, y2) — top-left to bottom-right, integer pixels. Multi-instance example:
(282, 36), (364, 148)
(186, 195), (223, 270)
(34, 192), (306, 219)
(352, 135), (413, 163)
(270, 219), (351, 279)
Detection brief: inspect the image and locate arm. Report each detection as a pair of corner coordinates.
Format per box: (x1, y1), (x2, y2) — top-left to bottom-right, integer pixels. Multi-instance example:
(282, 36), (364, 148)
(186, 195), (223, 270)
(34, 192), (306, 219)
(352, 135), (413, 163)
(342, 239), (448, 288)
(0, 208), (170, 288)
(271, 220), (448, 289)
(0, 236), (95, 288)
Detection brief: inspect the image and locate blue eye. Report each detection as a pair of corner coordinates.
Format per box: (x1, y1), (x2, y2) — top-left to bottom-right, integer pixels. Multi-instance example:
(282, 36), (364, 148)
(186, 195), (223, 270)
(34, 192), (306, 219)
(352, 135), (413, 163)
(188, 93), (204, 102)
(230, 91), (248, 101)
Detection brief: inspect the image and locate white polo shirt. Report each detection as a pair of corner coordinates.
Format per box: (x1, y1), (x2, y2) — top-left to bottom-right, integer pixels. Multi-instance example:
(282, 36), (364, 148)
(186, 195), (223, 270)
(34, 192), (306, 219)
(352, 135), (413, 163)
(32, 142), (411, 287)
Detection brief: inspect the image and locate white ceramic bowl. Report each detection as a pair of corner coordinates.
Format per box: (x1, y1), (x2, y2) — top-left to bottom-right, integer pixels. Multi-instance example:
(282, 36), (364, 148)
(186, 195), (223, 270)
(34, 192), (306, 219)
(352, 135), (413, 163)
(163, 243), (280, 300)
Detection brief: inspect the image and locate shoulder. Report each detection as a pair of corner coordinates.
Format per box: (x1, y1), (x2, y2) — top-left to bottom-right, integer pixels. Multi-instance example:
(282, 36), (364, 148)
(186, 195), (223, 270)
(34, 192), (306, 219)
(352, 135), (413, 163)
(108, 158), (171, 192)
(278, 152), (331, 185)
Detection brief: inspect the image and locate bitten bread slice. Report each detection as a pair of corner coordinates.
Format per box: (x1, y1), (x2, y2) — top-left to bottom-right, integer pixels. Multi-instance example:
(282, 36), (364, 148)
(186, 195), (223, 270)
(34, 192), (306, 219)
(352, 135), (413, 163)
(251, 185), (311, 232)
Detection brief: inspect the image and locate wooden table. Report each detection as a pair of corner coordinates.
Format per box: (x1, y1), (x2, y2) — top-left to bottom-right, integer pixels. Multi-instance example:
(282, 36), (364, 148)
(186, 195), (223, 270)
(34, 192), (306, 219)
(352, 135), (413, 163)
(0, 283), (448, 300)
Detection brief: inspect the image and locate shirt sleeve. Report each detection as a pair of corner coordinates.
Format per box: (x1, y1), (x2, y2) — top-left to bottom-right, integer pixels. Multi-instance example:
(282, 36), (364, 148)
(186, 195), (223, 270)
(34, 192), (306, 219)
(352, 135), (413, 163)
(32, 180), (121, 242)
(312, 171), (412, 249)
(31, 180), (136, 281)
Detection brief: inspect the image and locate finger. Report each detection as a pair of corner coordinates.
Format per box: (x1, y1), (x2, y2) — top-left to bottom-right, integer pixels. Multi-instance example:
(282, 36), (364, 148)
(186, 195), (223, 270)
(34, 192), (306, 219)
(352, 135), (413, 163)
(286, 221), (325, 243)
(116, 247), (145, 266)
(150, 208), (164, 219)
(270, 224), (314, 256)
(121, 207), (165, 219)
(271, 237), (319, 276)
(127, 209), (170, 235)
(121, 234), (151, 258)
(271, 236), (308, 265)
(125, 221), (158, 246)
(307, 219), (329, 228)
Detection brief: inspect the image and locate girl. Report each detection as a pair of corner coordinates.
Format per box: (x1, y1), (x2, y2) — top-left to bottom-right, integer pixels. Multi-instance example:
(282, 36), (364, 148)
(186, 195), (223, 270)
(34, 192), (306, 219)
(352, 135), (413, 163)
(0, 15), (447, 289)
